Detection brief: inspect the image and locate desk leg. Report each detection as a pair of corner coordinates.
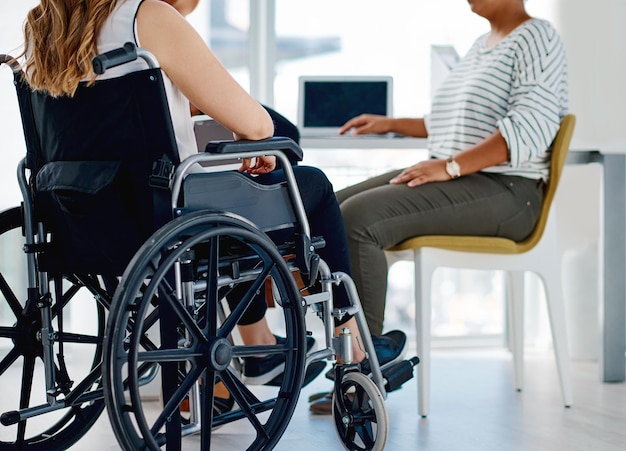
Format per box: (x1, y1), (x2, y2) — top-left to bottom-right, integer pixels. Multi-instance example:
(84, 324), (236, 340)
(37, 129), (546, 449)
(601, 154), (626, 382)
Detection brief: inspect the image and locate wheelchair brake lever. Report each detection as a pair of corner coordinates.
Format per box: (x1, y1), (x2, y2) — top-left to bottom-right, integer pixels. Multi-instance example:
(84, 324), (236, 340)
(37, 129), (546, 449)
(308, 253), (320, 284)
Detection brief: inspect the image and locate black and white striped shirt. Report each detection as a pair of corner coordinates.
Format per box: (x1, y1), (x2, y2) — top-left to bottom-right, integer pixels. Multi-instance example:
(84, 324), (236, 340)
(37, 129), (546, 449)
(425, 18), (569, 181)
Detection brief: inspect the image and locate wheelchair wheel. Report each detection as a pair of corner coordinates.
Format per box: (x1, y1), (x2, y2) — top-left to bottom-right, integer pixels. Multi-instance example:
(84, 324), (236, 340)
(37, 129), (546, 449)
(104, 211), (307, 450)
(0, 206), (107, 450)
(332, 371), (389, 451)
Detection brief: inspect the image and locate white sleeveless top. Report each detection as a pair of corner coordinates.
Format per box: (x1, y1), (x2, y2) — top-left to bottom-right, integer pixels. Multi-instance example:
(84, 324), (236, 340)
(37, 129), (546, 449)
(95, 0), (197, 161)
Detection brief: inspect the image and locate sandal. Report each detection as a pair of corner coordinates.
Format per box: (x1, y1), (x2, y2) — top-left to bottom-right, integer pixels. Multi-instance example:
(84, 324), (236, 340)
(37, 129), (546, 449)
(308, 391), (332, 403)
(309, 392), (333, 415)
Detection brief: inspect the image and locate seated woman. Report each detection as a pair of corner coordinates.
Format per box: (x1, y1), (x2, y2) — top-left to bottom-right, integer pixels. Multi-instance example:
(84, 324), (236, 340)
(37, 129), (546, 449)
(336, 0), (569, 336)
(20, 0), (406, 407)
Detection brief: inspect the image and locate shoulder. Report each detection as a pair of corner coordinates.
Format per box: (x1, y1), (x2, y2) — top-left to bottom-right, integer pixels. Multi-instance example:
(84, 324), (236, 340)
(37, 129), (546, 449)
(138, 0), (178, 17)
(135, 0), (193, 52)
(137, 0), (185, 25)
(511, 19), (564, 54)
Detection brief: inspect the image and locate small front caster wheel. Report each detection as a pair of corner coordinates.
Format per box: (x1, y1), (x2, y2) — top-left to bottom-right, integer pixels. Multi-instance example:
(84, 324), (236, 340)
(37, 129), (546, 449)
(332, 371), (388, 451)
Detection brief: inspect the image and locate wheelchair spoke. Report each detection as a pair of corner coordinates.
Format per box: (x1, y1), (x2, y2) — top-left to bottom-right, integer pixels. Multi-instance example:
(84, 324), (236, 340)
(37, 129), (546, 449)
(200, 371), (215, 451)
(51, 283), (82, 314)
(56, 331), (102, 345)
(148, 365), (204, 438)
(62, 363), (104, 405)
(220, 368), (269, 438)
(72, 274), (114, 309)
(218, 260), (276, 337)
(159, 289), (208, 345)
(140, 264), (208, 347)
(136, 348), (202, 363)
(0, 325), (21, 340)
(0, 273), (24, 320)
(204, 237), (220, 337)
(351, 391), (377, 448)
(0, 347), (21, 376)
(231, 343), (291, 359)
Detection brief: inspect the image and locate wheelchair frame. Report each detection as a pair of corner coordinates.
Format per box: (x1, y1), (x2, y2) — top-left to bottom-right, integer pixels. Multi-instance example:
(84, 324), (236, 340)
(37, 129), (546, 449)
(0, 45), (415, 450)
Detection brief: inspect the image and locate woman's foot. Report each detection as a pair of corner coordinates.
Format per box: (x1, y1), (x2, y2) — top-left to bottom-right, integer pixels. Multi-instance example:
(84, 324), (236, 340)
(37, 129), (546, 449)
(324, 329), (408, 381)
(212, 393), (235, 416)
(180, 381), (235, 416)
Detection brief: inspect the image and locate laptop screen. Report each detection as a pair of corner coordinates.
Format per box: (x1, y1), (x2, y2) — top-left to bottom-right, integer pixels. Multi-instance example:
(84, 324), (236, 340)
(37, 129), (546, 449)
(297, 75), (393, 136)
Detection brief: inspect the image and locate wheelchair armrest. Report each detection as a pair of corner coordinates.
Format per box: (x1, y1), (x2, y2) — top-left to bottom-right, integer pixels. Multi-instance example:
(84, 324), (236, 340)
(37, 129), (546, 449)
(204, 137), (303, 163)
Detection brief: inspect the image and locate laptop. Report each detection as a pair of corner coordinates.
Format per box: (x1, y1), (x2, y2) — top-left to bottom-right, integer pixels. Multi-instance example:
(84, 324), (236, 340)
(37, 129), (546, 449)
(193, 116), (234, 152)
(297, 75), (393, 137)
(192, 116), (239, 168)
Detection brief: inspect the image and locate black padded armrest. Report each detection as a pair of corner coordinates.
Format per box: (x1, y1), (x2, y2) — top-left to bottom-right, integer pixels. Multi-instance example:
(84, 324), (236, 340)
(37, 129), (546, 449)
(204, 136), (303, 163)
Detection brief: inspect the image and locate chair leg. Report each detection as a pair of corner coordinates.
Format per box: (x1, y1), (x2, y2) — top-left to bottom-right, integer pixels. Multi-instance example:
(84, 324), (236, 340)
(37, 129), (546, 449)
(415, 249), (432, 417)
(508, 270), (525, 392)
(542, 272), (573, 407)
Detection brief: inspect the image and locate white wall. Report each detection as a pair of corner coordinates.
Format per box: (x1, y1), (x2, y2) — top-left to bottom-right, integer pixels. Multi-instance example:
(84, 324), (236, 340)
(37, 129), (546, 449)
(542, 0), (626, 359)
(554, 0), (626, 152)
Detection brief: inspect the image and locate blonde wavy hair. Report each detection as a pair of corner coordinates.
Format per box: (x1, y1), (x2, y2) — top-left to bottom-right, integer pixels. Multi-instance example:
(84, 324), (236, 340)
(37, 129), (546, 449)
(21, 0), (120, 97)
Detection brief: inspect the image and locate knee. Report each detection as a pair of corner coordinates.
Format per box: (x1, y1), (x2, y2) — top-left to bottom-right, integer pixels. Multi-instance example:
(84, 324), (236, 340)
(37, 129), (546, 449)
(293, 166), (336, 207)
(339, 196), (373, 240)
(294, 166), (333, 191)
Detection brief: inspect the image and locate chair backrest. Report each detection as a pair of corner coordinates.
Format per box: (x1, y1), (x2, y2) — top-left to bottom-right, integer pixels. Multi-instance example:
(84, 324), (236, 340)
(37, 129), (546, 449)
(515, 113), (576, 251)
(13, 68), (181, 274)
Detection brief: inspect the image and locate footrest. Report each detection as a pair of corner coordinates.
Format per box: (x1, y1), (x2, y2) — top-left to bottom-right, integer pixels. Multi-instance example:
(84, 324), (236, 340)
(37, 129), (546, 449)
(382, 356), (420, 393)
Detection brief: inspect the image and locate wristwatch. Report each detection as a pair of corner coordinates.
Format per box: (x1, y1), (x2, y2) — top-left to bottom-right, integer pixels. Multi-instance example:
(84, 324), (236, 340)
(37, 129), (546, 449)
(445, 157), (461, 179)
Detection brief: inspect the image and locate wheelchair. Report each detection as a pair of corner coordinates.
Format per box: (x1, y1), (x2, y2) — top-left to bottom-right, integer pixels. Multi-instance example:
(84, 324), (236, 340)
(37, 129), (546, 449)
(0, 44), (417, 451)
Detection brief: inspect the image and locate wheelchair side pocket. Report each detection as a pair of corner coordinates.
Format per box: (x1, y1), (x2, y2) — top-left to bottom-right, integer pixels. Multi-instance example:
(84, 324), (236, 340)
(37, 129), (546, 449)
(36, 160), (142, 274)
(37, 161), (122, 214)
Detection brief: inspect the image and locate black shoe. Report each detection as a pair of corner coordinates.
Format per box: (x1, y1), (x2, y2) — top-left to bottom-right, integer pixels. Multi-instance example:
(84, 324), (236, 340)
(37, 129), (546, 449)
(371, 330), (407, 367)
(212, 393), (235, 416)
(243, 335), (323, 386)
(325, 329), (408, 381)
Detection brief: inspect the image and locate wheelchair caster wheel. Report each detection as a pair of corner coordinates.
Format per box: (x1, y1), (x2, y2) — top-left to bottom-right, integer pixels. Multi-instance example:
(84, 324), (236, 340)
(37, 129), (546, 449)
(332, 371), (389, 451)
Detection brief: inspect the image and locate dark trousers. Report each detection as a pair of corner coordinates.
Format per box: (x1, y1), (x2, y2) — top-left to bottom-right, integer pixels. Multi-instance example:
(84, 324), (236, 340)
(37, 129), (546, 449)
(336, 170), (545, 335)
(228, 165), (353, 326)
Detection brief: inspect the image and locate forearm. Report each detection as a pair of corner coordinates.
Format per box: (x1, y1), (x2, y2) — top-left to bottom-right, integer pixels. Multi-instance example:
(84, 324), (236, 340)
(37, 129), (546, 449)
(389, 118), (427, 137)
(453, 130), (510, 176)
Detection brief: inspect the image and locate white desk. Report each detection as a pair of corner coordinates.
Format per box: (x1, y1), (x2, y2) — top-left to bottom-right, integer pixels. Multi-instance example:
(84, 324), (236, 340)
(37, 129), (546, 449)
(301, 136), (427, 150)
(301, 136), (624, 383)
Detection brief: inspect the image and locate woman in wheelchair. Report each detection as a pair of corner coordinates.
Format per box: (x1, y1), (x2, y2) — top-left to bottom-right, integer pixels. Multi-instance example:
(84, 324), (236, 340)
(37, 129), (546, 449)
(20, 0), (407, 410)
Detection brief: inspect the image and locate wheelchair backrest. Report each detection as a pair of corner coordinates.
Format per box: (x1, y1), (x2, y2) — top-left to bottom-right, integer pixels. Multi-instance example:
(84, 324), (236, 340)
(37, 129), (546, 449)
(14, 68), (180, 275)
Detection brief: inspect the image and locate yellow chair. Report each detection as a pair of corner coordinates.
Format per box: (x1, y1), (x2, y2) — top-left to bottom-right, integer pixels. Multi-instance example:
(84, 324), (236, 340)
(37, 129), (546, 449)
(386, 114), (576, 417)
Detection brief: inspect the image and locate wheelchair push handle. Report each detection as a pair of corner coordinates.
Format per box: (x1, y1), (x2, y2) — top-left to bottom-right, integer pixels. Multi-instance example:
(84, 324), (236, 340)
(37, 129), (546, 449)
(0, 54), (21, 73)
(205, 136), (304, 163)
(92, 42), (160, 74)
(92, 42), (137, 74)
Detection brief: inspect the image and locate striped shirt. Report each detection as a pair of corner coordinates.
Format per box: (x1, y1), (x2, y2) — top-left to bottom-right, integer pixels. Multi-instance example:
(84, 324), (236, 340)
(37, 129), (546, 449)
(425, 18), (569, 181)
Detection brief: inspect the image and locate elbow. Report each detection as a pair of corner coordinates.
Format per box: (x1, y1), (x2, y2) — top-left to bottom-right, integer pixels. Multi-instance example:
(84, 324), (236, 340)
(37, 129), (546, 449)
(238, 112), (274, 141)
(250, 122), (274, 141)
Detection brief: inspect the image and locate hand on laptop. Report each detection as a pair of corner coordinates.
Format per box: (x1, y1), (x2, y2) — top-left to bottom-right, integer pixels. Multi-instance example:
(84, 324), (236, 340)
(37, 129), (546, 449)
(339, 114), (391, 136)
